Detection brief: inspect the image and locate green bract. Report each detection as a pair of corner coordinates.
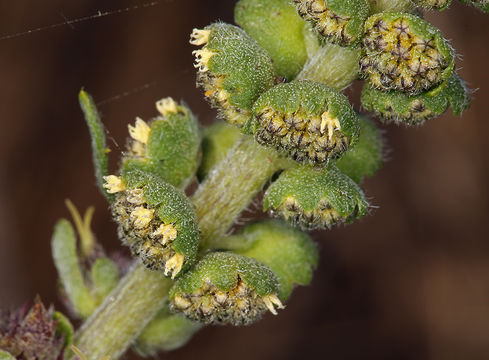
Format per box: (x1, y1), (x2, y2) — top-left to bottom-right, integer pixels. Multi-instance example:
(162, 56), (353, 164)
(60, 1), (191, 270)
(123, 98), (201, 189)
(247, 80), (360, 165)
(190, 23), (276, 126)
(198, 122), (242, 181)
(413, 0), (452, 9)
(459, 0), (489, 11)
(295, 0), (371, 47)
(334, 116), (383, 183)
(235, 0), (310, 80)
(231, 220), (319, 300)
(169, 252), (283, 326)
(264, 165), (369, 229)
(107, 170), (200, 278)
(360, 12), (455, 95)
(361, 74), (470, 125)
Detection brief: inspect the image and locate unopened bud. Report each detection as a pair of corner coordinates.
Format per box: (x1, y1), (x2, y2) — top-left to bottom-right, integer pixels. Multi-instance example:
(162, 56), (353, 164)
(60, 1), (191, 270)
(247, 80), (361, 165)
(190, 23), (276, 126)
(170, 252), (282, 325)
(361, 74), (470, 125)
(264, 165), (369, 229)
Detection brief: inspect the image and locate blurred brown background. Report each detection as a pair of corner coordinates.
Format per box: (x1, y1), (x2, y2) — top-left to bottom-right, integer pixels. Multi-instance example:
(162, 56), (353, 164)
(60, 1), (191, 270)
(1, 1), (488, 359)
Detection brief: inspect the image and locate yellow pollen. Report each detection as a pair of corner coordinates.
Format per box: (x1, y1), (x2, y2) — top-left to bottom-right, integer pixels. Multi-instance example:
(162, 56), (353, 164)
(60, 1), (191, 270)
(102, 175), (125, 194)
(190, 28), (211, 46)
(153, 224), (178, 245)
(164, 253), (185, 279)
(128, 117), (151, 144)
(262, 294), (284, 316)
(192, 48), (215, 72)
(320, 112), (341, 141)
(156, 97), (179, 116)
(130, 207), (154, 229)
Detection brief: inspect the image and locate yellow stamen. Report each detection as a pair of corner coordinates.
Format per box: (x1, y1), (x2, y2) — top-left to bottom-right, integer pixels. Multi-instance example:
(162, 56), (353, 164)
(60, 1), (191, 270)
(156, 97), (179, 116)
(320, 112), (341, 140)
(192, 48), (215, 72)
(128, 117), (151, 144)
(262, 294), (284, 315)
(153, 223), (178, 245)
(164, 253), (185, 279)
(103, 175), (125, 194)
(130, 207), (154, 229)
(190, 28), (211, 46)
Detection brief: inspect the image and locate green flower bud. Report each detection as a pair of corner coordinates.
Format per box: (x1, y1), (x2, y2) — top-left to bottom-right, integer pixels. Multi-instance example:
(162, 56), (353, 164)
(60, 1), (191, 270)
(361, 74), (470, 125)
(360, 12), (455, 95)
(231, 220), (319, 301)
(123, 98), (201, 189)
(105, 170), (200, 278)
(170, 252), (283, 326)
(247, 80), (361, 165)
(198, 122), (242, 181)
(263, 165), (369, 229)
(294, 0), (371, 46)
(134, 303), (201, 355)
(235, 0), (310, 80)
(412, 0), (452, 9)
(190, 23), (276, 126)
(458, 0), (489, 11)
(334, 116), (383, 183)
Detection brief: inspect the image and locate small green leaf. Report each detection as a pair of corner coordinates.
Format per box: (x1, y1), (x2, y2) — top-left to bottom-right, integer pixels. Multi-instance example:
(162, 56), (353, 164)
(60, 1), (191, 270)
(79, 89), (113, 202)
(51, 219), (96, 318)
(90, 258), (120, 304)
(134, 305), (202, 355)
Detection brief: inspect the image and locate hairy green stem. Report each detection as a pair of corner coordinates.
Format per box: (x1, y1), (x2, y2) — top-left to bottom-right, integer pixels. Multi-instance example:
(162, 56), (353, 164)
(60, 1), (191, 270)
(193, 135), (286, 248)
(71, 136), (285, 359)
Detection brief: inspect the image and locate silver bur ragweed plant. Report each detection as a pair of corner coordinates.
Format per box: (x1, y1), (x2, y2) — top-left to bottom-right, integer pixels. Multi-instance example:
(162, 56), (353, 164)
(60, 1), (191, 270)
(2, 0), (485, 359)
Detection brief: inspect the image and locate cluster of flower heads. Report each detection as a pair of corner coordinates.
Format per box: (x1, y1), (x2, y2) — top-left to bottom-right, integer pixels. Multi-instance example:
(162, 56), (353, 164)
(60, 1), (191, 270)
(43, 1), (484, 357)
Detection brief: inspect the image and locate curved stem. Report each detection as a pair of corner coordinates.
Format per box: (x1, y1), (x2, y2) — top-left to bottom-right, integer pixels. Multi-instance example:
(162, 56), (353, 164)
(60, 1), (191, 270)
(71, 136), (285, 359)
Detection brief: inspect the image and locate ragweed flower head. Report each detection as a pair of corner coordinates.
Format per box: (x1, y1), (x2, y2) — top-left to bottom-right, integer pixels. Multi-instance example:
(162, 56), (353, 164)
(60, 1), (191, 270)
(247, 80), (361, 165)
(190, 23), (276, 126)
(294, 0), (371, 47)
(360, 12), (455, 95)
(107, 170), (200, 278)
(361, 74), (470, 125)
(170, 252), (283, 326)
(264, 165), (369, 230)
(123, 98), (200, 188)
